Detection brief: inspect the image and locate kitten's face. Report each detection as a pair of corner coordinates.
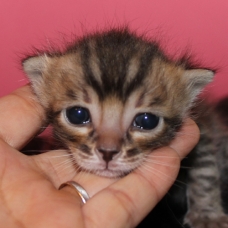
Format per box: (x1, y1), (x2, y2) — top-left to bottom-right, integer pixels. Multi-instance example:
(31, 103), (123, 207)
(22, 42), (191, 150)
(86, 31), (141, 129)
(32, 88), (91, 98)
(23, 29), (214, 177)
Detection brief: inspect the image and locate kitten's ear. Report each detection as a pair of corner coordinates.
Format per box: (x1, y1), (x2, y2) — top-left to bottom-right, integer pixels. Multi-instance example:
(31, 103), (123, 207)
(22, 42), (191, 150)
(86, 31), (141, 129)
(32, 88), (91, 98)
(22, 55), (51, 106)
(183, 69), (214, 102)
(22, 55), (48, 82)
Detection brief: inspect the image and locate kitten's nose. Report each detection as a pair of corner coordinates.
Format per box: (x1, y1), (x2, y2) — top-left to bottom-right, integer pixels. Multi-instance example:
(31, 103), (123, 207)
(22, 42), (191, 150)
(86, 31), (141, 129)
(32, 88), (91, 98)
(98, 148), (119, 163)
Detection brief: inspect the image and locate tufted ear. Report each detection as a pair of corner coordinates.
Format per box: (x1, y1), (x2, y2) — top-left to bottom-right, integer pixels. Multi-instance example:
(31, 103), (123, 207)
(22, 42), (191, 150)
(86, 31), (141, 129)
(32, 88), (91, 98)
(183, 69), (214, 103)
(23, 55), (49, 82)
(23, 55), (51, 106)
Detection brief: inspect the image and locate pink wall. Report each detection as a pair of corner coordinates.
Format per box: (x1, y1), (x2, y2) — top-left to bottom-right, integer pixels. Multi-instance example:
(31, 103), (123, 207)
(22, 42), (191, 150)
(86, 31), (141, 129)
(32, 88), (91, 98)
(1, 0), (228, 101)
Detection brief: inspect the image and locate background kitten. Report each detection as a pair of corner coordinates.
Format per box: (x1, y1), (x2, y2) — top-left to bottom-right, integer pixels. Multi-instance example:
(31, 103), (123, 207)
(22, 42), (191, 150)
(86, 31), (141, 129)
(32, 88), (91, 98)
(22, 28), (227, 227)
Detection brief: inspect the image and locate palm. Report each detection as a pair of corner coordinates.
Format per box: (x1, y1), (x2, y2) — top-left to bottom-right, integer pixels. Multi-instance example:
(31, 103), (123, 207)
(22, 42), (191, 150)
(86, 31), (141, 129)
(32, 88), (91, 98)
(0, 143), (80, 227)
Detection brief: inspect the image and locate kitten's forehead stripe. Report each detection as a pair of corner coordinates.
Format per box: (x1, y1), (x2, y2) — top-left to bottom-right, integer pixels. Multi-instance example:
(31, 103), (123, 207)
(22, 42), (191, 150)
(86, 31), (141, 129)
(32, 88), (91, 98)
(149, 96), (164, 106)
(80, 40), (104, 99)
(135, 92), (145, 108)
(88, 40), (103, 86)
(63, 29), (173, 104)
(78, 30), (166, 103)
(94, 33), (132, 99)
(124, 45), (161, 98)
(66, 89), (78, 100)
(82, 88), (91, 104)
(125, 57), (141, 86)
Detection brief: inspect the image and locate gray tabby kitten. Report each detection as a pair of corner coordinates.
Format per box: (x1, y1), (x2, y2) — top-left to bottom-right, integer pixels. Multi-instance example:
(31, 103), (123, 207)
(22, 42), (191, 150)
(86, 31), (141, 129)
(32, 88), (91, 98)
(22, 28), (228, 227)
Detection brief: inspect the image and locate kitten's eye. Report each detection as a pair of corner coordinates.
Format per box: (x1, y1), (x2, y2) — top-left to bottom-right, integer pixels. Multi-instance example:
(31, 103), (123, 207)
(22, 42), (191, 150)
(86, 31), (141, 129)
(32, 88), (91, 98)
(65, 107), (90, 125)
(133, 113), (159, 130)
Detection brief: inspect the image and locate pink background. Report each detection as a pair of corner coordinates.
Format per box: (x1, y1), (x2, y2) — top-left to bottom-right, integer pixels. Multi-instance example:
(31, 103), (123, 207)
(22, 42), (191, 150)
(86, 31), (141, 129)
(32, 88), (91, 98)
(1, 0), (228, 102)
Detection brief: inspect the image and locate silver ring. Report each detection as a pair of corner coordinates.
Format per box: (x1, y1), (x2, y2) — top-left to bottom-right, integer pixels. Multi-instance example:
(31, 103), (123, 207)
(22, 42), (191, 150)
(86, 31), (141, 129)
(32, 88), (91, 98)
(59, 181), (90, 204)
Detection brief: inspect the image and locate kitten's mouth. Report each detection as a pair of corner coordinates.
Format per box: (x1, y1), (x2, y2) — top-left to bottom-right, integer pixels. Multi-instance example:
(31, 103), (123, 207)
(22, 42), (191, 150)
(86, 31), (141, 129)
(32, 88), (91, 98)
(79, 163), (131, 178)
(72, 151), (137, 178)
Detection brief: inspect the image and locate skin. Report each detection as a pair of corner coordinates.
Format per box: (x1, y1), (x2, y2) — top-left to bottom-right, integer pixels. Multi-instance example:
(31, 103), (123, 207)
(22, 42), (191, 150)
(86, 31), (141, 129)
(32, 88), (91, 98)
(0, 85), (199, 228)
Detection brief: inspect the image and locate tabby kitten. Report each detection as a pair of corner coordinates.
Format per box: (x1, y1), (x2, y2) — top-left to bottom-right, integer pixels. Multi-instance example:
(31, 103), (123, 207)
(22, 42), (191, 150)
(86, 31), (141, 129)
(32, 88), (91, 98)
(23, 28), (228, 227)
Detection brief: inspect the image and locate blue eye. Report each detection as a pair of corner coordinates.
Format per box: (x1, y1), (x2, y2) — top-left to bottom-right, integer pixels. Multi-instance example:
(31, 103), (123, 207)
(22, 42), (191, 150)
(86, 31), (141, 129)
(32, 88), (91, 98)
(65, 107), (90, 125)
(133, 113), (159, 130)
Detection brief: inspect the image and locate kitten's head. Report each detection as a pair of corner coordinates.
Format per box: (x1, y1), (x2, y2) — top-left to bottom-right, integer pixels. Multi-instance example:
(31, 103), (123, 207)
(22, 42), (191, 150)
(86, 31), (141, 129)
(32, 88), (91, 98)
(23, 29), (214, 177)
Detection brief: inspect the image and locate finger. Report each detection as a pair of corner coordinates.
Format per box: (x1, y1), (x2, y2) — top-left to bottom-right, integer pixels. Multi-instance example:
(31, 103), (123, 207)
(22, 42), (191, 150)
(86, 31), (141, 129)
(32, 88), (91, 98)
(169, 118), (200, 158)
(81, 119), (199, 228)
(0, 139), (84, 228)
(59, 183), (85, 206)
(0, 85), (45, 149)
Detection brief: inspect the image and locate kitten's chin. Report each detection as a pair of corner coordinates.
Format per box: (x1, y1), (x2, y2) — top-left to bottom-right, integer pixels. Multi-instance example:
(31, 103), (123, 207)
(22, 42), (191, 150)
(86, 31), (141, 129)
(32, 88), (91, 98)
(81, 167), (130, 178)
(94, 169), (130, 178)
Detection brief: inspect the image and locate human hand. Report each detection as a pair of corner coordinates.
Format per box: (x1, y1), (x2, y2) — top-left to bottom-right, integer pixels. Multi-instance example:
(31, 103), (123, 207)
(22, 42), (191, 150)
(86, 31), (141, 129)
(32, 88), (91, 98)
(0, 85), (199, 228)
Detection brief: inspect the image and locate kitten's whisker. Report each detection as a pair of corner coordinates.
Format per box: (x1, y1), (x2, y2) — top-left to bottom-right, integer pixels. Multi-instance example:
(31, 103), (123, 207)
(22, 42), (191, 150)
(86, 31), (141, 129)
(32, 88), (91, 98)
(144, 159), (191, 169)
(138, 164), (187, 188)
(54, 157), (74, 165)
(146, 154), (184, 159)
(143, 159), (180, 168)
(142, 154), (191, 169)
(56, 166), (78, 179)
(143, 85), (159, 95)
(143, 153), (186, 160)
(70, 165), (81, 176)
(168, 181), (186, 189)
(140, 163), (173, 179)
(140, 163), (187, 185)
(137, 166), (169, 189)
(46, 150), (72, 158)
(55, 163), (77, 177)
(76, 169), (92, 182)
(54, 161), (75, 173)
(49, 154), (73, 159)
(53, 157), (75, 171)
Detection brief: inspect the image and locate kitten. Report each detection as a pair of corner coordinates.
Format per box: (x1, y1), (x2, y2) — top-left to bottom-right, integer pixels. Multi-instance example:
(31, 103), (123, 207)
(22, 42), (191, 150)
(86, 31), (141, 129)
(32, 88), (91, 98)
(22, 28), (228, 227)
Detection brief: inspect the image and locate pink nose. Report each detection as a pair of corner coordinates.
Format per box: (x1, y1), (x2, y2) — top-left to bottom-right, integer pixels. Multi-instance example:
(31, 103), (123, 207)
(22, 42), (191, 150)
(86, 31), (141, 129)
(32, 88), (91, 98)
(97, 148), (119, 163)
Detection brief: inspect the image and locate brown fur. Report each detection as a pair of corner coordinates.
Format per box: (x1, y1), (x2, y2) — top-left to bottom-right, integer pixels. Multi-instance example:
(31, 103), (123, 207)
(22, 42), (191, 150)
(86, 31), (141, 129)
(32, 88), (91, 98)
(23, 28), (222, 227)
(23, 29), (213, 177)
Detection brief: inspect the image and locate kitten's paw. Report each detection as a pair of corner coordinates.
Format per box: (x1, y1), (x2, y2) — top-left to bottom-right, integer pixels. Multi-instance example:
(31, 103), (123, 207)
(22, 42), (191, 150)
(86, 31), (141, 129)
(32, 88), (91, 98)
(184, 212), (228, 228)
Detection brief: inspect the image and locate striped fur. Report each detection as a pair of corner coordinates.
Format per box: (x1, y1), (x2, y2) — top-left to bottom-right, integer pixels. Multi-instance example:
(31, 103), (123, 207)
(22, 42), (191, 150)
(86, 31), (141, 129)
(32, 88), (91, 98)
(22, 28), (228, 227)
